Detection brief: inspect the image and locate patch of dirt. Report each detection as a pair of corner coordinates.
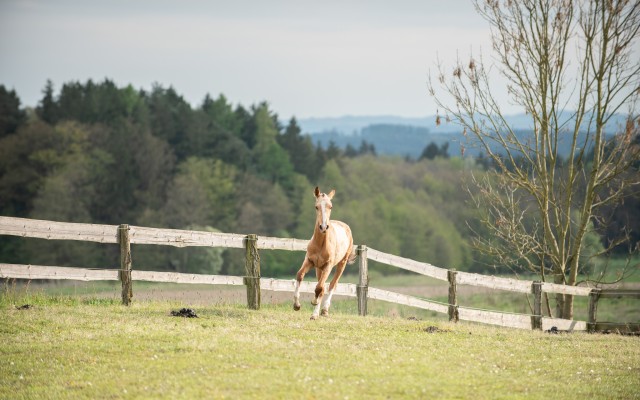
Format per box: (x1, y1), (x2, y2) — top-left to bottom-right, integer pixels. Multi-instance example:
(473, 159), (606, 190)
(545, 326), (561, 334)
(423, 326), (451, 333)
(16, 304), (33, 310)
(596, 330), (640, 336)
(170, 308), (198, 318)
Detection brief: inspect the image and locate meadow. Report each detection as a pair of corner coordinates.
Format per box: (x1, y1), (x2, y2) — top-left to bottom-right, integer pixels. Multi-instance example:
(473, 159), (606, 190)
(1, 283), (639, 400)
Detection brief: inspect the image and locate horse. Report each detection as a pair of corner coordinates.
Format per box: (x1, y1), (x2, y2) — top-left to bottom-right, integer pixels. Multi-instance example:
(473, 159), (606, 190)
(293, 186), (356, 320)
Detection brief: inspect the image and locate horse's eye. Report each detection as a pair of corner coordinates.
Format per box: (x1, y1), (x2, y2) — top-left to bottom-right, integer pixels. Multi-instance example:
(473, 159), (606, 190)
(315, 206), (319, 210)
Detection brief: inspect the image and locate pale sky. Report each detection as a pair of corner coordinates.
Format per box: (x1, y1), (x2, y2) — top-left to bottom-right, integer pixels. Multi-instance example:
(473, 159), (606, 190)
(0, 0), (507, 120)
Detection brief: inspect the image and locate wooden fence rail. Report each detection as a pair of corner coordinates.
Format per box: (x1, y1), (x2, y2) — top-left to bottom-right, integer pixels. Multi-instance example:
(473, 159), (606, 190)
(1, 216), (637, 332)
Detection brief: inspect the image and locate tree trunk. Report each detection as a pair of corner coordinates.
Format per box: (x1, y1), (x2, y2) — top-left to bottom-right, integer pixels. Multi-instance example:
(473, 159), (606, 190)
(554, 271), (565, 318)
(562, 256), (581, 319)
(563, 295), (574, 319)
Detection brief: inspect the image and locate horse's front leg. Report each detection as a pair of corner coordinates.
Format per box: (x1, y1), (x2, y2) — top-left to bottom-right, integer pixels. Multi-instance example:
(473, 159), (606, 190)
(311, 267), (331, 320)
(293, 257), (313, 311)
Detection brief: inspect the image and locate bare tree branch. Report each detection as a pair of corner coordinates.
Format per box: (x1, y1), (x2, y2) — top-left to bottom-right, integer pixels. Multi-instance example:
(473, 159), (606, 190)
(429, 0), (640, 319)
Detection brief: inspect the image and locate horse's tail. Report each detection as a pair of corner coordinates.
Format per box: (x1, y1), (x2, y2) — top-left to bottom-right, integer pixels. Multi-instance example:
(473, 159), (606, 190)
(347, 248), (357, 265)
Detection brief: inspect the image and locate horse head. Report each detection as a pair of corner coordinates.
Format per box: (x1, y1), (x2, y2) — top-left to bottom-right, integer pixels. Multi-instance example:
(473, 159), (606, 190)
(314, 186), (335, 234)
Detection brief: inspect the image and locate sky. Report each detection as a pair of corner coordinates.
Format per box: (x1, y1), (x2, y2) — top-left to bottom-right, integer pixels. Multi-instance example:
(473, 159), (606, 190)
(0, 0), (506, 120)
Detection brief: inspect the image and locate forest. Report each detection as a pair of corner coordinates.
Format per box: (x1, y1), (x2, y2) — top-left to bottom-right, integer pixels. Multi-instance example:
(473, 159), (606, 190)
(0, 80), (636, 278)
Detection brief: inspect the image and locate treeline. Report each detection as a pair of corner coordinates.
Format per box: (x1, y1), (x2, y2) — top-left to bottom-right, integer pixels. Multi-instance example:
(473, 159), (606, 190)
(0, 80), (486, 276)
(0, 80), (634, 277)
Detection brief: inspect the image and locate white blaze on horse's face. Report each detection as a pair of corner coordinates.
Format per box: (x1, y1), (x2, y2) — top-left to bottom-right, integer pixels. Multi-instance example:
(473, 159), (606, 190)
(316, 195), (332, 233)
(315, 188), (335, 234)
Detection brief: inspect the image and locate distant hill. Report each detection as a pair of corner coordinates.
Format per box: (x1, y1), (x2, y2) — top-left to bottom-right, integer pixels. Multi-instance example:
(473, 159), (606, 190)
(298, 113), (628, 159)
(298, 115), (439, 136)
(305, 124), (459, 158)
(297, 113), (547, 136)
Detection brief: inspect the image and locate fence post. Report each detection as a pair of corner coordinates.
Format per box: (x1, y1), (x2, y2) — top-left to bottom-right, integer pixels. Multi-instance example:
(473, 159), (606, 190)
(244, 234), (261, 310)
(356, 245), (368, 316)
(118, 224), (132, 306)
(587, 288), (601, 333)
(531, 281), (542, 330)
(447, 269), (458, 322)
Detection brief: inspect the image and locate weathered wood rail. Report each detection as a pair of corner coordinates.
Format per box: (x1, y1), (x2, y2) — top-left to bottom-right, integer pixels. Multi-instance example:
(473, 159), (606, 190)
(1, 216), (637, 332)
(587, 289), (640, 334)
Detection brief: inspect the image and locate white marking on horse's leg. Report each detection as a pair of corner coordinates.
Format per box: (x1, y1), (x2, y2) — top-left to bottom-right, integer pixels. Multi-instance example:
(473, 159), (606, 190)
(311, 301), (322, 320)
(321, 288), (335, 316)
(293, 280), (301, 311)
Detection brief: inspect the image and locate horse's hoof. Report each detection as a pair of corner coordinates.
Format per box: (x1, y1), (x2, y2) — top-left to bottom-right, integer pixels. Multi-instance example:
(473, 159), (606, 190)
(293, 304), (301, 311)
(310, 315), (319, 320)
(321, 309), (329, 316)
(311, 299), (318, 306)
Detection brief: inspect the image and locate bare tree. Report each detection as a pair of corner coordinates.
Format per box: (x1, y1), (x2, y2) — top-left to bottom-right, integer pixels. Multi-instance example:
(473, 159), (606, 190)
(429, 0), (640, 319)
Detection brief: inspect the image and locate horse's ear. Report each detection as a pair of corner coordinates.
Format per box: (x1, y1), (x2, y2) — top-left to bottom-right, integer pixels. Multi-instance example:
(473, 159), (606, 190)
(314, 187), (320, 197)
(328, 189), (335, 199)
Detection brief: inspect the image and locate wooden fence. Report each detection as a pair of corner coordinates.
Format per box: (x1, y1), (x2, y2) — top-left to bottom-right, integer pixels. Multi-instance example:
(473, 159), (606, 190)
(1, 216), (638, 333)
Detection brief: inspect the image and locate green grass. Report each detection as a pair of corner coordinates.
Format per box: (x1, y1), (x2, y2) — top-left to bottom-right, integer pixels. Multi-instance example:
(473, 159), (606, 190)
(2, 291), (639, 400)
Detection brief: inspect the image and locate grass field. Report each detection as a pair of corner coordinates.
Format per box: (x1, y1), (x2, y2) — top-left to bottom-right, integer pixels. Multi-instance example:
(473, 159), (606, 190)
(2, 289), (639, 399)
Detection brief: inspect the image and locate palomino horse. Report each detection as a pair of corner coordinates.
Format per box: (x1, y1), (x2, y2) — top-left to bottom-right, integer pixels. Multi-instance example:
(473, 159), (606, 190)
(293, 186), (356, 319)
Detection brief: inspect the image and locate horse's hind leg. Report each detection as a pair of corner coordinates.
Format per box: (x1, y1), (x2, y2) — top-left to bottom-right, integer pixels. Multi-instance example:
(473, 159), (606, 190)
(321, 258), (348, 316)
(294, 258), (313, 311)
